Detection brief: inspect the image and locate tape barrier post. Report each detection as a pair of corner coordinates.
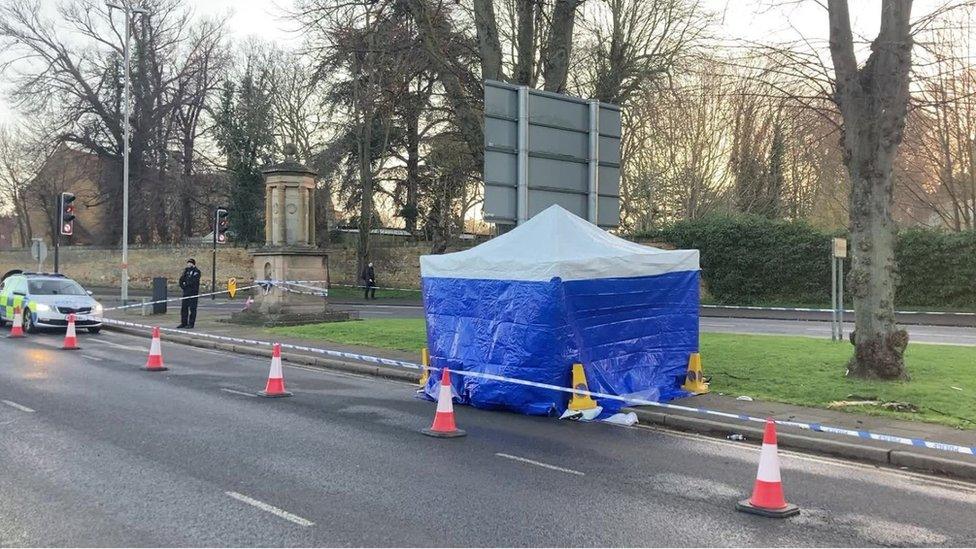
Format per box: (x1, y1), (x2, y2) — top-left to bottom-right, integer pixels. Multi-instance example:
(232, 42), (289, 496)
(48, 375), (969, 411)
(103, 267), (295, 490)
(75, 312), (976, 458)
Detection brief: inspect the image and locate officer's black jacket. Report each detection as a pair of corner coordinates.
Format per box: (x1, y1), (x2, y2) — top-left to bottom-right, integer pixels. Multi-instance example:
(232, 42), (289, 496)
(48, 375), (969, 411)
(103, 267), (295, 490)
(179, 266), (202, 296)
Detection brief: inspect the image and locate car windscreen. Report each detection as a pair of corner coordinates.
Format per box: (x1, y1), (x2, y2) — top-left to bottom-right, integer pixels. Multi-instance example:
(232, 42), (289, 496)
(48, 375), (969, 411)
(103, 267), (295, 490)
(28, 279), (88, 296)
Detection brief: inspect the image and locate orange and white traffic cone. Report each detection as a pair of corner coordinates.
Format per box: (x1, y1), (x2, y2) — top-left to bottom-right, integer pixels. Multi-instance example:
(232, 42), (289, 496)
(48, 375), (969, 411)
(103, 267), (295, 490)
(258, 343), (292, 397)
(422, 368), (466, 438)
(142, 327), (169, 371)
(7, 306), (25, 338)
(736, 419), (800, 518)
(62, 314), (80, 350)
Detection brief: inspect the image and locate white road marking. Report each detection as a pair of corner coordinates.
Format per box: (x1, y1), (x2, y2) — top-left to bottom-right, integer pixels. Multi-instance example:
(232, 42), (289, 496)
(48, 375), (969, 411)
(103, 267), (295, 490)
(224, 491), (315, 527)
(495, 453), (584, 476)
(220, 388), (256, 397)
(81, 354), (103, 362)
(2, 400), (35, 413)
(89, 339), (145, 352)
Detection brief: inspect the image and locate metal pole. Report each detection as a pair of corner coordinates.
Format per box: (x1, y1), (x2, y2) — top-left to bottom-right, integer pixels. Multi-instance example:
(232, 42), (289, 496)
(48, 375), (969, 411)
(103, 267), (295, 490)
(831, 255), (838, 341)
(212, 210), (217, 300)
(587, 100), (600, 225)
(516, 86), (529, 225)
(54, 232), (60, 274)
(838, 258), (844, 341)
(121, 3), (131, 305)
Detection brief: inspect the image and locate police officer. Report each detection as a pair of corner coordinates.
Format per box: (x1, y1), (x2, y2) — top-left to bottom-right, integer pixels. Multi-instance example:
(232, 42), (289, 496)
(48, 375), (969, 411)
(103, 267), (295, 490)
(177, 258), (202, 329)
(362, 262), (376, 300)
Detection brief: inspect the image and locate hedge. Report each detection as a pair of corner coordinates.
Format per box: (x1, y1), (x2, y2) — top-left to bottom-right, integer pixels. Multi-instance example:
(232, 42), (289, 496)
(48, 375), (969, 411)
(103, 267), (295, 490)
(637, 216), (976, 309)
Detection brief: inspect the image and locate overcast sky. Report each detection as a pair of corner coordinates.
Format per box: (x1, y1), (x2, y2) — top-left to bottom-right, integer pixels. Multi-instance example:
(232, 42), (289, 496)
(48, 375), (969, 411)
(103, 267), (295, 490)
(0, 0), (957, 125)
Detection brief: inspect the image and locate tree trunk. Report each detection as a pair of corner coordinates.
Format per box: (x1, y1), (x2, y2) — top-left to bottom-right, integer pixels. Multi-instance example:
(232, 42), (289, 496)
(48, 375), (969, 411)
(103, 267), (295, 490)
(473, 0), (503, 81)
(405, 102), (420, 234)
(513, 0), (535, 85)
(541, 0), (581, 92)
(828, 0), (912, 380)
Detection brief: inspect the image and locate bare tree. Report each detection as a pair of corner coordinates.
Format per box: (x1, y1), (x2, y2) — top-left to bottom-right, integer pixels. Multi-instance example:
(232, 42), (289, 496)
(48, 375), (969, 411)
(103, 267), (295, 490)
(828, 0), (913, 380)
(0, 0), (230, 244)
(0, 125), (38, 245)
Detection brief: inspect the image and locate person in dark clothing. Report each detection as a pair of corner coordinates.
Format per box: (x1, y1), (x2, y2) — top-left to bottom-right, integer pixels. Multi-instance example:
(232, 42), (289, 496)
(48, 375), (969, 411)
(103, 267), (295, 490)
(177, 258), (202, 328)
(362, 262), (376, 300)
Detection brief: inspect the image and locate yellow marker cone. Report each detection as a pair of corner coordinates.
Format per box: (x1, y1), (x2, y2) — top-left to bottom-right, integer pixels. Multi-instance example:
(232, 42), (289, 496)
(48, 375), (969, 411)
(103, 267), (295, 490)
(419, 347), (430, 387)
(682, 352), (709, 394)
(567, 363), (599, 411)
(227, 278), (237, 299)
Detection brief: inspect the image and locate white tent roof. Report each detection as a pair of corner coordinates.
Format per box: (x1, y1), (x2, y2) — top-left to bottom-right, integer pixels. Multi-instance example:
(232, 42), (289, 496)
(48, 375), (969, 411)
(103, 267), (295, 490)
(420, 205), (699, 281)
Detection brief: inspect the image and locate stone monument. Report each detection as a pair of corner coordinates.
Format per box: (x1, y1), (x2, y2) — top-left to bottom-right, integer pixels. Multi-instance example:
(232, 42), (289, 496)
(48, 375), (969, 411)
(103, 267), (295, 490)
(234, 144), (350, 325)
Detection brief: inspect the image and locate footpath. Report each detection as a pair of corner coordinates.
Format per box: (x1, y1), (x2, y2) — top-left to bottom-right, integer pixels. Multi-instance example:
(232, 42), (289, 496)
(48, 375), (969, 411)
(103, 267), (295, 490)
(101, 303), (976, 481)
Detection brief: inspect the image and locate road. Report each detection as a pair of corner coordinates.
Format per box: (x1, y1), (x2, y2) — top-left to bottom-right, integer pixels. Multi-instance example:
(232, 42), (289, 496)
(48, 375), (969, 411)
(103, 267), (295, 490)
(334, 303), (976, 346)
(2, 330), (975, 546)
(90, 287), (976, 345)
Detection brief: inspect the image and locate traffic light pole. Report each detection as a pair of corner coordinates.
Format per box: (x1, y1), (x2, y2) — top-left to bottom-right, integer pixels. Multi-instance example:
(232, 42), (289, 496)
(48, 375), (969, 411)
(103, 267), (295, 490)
(54, 233), (60, 274)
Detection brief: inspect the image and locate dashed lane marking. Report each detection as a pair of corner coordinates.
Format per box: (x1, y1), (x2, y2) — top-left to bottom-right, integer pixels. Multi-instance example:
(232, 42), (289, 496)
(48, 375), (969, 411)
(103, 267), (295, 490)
(2, 400), (35, 413)
(220, 388), (257, 398)
(225, 491), (315, 527)
(81, 354), (103, 362)
(495, 453), (585, 476)
(88, 339), (146, 352)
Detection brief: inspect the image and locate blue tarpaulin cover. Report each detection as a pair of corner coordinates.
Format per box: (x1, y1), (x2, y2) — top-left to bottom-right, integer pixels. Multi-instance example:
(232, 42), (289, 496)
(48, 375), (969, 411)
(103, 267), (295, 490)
(420, 205), (700, 416)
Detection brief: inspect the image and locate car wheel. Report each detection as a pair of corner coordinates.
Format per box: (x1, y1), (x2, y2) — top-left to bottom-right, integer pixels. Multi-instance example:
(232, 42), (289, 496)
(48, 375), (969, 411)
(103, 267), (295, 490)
(0, 316), (7, 328)
(87, 327), (101, 334)
(23, 309), (37, 334)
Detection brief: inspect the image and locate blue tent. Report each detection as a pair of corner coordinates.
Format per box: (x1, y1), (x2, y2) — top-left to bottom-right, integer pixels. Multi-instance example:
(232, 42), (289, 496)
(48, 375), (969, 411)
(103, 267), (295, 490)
(420, 205), (700, 416)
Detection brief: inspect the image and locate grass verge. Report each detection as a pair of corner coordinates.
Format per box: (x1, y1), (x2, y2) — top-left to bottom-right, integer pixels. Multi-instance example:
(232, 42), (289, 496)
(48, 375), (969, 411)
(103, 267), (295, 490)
(326, 285), (422, 301)
(268, 319), (976, 429)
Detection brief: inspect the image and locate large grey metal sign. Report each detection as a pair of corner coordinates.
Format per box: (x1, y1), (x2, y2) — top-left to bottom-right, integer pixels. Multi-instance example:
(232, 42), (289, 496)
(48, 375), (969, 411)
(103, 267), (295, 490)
(483, 80), (621, 227)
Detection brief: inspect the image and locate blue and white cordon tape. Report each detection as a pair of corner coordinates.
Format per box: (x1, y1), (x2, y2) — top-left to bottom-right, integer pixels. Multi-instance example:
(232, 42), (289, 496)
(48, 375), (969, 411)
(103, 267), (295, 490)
(79, 313), (976, 458)
(101, 285), (261, 313)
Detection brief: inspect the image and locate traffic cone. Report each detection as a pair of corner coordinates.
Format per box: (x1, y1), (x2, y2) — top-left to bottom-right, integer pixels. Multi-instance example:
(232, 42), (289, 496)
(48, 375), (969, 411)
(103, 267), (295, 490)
(567, 363), (599, 411)
(7, 306), (25, 338)
(682, 352), (710, 394)
(142, 326), (169, 371)
(258, 343), (292, 397)
(62, 314), (80, 350)
(736, 419), (800, 518)
(422, 368), (466, 438)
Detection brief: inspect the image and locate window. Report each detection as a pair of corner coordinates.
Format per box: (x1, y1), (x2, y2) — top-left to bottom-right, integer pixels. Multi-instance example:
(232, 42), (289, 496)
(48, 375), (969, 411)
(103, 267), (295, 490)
(10, 277), (27, 295)
(28, 279), (87, 296)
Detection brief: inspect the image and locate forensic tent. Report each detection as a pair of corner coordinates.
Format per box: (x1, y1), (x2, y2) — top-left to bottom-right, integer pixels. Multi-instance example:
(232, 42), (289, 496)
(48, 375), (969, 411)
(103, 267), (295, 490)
(419, 205), (700, 416)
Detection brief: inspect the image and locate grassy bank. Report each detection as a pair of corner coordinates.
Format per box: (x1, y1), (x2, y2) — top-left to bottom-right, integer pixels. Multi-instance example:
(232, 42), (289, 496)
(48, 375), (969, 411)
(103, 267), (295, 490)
(326, 285), (422, 301)
(268, 319), (976, 428)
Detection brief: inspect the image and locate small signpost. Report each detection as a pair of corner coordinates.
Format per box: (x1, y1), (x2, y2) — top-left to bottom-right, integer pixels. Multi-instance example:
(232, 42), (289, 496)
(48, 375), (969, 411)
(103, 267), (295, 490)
(831, 237), (847, 342)
(30, 238), (47, 272)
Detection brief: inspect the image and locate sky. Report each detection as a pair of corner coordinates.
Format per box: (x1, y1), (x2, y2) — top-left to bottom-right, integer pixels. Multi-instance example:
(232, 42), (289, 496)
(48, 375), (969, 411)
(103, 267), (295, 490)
(0, 0), (958, 125)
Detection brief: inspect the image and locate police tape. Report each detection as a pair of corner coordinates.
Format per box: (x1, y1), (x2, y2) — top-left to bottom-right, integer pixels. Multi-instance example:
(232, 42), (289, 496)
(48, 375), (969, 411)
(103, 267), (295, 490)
(701, 304), (976, 317)
(101, 285), (261, 312)
(80, 314), (976, 457)
(256, 280), (329, 297)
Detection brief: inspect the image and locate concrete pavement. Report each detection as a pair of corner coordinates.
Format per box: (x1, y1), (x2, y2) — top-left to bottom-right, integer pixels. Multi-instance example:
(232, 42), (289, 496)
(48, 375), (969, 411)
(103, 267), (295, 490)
(2, 330), (976, 546)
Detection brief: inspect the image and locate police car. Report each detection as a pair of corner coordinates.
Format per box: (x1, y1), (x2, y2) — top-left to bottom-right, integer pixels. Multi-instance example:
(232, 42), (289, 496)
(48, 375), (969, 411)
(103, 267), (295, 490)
(0, 271), (103, 334)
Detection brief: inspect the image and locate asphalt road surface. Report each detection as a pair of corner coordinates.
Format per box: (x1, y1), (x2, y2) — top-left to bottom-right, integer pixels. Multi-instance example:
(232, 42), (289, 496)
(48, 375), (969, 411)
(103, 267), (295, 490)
(2, 330), (975, 546)
(335, 303), (976, 346)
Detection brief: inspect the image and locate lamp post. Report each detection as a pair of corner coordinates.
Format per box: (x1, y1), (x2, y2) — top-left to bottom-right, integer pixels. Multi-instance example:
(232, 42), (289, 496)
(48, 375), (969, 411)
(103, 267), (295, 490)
(106, 1), (148, 305)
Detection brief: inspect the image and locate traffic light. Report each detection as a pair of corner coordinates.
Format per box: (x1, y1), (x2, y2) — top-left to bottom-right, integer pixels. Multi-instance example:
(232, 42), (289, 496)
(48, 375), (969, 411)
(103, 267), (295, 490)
(60, 192), (76, 236)
(214, 207), (229, 244)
